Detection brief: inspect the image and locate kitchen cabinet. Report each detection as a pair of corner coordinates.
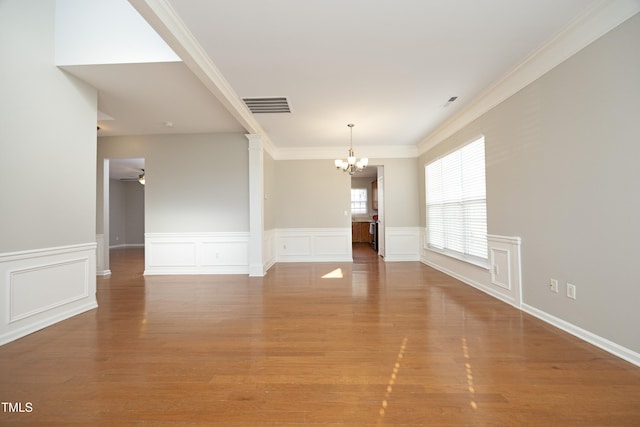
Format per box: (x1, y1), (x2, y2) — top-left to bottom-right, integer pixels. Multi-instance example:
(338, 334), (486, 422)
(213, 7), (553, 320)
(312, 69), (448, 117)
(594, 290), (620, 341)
(372, 179), (378, 210)
(352, 222), (371, 243)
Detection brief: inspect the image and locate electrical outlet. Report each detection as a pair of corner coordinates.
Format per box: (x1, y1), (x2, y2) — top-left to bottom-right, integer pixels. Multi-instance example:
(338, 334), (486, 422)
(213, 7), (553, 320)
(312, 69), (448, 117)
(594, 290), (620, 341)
(567, 283), (576, 299)
(549, 278), (559, 293)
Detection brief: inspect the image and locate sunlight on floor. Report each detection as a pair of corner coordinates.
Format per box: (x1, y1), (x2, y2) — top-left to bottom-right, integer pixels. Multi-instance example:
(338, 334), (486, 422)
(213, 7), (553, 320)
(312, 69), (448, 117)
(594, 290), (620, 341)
(321, 268), (344, 279)
(379, 337), (408, 419)
(462, 337), (478, 410)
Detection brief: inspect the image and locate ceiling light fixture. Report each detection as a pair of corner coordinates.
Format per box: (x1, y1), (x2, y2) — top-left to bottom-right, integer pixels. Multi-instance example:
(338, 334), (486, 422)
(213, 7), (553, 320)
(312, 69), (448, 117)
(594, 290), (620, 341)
(335, 124), (368, 175)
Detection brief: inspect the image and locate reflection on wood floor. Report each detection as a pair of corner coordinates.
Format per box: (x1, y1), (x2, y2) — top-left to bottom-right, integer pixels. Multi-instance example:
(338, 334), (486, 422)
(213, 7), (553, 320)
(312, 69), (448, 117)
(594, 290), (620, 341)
(1, 246), (639, 425)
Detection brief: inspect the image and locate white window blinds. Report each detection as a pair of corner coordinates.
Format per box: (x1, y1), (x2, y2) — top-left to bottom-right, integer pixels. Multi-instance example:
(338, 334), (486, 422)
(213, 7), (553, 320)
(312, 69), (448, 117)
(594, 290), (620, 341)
(425, 136), (487, 261)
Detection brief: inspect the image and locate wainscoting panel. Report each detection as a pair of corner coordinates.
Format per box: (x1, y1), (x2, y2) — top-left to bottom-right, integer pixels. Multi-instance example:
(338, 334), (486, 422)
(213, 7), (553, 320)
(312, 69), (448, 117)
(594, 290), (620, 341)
(276, 228), (352, 262)
(487, 235), (522, 307)
(144, 233), (249, 275)
(9, 258), (89, 323)
(420, 230), (522, 308)
(0, 243), (97, 345)
(149, 242), (196, 267)
(200, 240), (248, 267)
(384, 227), (420, 262)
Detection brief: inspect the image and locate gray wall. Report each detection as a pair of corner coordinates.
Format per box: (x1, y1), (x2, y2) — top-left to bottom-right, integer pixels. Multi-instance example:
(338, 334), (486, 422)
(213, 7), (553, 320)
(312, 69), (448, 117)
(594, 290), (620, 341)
(274, 158), (420, 229)
(124, 182), (145, 245)
(98, 133), (249, 235)
(0, 0), (97, 253)
(109, 179), (144, 246)
(275, 160), (351, 228)
(418, 14), (640, 353)
(109, 179), (126, 246)
(372, 158), (420, 228)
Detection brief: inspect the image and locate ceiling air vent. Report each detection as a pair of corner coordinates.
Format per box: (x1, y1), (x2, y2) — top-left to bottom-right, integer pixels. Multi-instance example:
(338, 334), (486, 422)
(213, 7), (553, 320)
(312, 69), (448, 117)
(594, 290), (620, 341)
(243, 97), (291, 114)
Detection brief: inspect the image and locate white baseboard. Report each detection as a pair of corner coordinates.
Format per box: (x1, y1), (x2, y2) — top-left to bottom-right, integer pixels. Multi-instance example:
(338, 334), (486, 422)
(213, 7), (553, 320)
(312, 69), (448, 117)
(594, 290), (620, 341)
(144, 232), (249, 275)
(419, 231), (639, 367)
(422, 258), (519, 307)
(0, 243), (97, 346)
(522, 304), (640, 367)
(109, 243), (145, 249)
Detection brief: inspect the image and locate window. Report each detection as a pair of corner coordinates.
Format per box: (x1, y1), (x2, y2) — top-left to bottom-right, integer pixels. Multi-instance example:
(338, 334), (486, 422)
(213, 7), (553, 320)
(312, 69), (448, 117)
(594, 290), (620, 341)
(351, 188), (367, 215)
(425, 136), (487, 262)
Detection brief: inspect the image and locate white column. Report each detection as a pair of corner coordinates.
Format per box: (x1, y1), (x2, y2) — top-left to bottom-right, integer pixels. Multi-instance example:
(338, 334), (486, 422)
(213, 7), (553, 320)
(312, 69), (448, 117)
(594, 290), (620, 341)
(247, 134), (265, 276)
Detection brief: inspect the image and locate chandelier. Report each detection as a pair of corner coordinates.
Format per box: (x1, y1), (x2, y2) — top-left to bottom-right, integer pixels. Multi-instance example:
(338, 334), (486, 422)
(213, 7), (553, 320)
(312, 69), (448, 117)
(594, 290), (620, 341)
(334, 123), (368, 175)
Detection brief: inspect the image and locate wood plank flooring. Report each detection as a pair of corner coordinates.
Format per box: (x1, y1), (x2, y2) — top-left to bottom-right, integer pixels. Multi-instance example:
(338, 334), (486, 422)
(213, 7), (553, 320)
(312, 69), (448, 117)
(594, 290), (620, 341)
(1, 244), (640, 425)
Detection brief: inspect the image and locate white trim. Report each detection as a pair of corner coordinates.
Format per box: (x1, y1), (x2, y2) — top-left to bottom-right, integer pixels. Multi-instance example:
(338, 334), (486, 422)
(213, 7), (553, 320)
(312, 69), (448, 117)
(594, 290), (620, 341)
(0, 301), (97, 347)
(522, 304), (640, 367)
(0, 243), (97, 346)
(0, 242), (97, 262)
(127, 0), (277, 159)
(276, 228), (352, 263)
(422, 258), (518, 308)
(109, 243), (145, 249)
(420, 232), (522, 308)
(422, 233), (639, 366)
(487, 234), (523, 308)
(418, 1), (640, 155)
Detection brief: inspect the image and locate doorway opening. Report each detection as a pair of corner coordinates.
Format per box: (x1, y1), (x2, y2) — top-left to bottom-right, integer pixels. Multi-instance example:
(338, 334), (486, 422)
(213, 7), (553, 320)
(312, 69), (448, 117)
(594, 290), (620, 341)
(102, 158), (146, 275)
(350, 165), (384, 259)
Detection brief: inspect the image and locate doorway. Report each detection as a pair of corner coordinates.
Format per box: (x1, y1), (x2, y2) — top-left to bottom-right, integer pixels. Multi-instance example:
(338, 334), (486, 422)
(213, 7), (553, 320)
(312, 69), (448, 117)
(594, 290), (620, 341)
(350, 165), (383, 259)
(101, 158), (145, 275)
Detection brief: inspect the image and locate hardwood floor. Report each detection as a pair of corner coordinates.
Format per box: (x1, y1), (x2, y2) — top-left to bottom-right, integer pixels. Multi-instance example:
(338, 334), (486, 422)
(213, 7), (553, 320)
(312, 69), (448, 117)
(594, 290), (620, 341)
(1, 246), (639, 425)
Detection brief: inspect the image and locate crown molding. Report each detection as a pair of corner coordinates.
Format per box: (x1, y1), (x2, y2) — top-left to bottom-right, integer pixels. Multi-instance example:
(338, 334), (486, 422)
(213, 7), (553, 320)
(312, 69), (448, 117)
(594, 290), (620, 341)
(128, 0), (274, 149)
(417, 0), (640, 156)
(273, 145), (418, 161)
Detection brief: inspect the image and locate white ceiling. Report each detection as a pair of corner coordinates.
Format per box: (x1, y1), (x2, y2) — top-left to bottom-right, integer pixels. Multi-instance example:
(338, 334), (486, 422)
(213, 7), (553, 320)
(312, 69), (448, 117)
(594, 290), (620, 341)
(109, 158), (145, 181)
(82, 0), (601, 152)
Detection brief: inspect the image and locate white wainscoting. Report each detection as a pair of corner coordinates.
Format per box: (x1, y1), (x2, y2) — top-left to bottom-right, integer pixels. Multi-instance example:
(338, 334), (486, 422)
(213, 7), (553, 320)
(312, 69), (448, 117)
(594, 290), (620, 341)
(420, 231), (640, 366)
(487, 234), (522, 307)
(276, 228), (352, 263)
(0, 243), (97, 345)
(420, 230), (522, 308)
(384, 227), (421, 261)
(144, 232), (250, 275)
